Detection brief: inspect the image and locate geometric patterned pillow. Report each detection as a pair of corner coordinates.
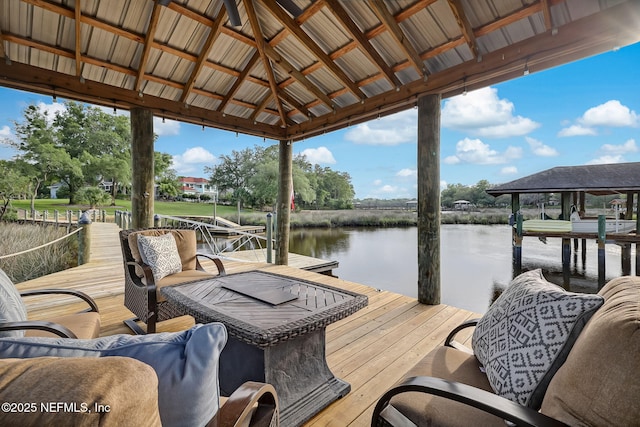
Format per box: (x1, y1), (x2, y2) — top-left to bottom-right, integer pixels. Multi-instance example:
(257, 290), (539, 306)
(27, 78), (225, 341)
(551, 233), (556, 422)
(472, 269), (604, 409)
(137, 233), (182, 282)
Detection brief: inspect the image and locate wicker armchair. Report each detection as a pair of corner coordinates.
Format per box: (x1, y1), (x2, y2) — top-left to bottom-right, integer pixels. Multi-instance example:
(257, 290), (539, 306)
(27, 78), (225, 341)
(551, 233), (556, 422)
(119, 228), (226, 334)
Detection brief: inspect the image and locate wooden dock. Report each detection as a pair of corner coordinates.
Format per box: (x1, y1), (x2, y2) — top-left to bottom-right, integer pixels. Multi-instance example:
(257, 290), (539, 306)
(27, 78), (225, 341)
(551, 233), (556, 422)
(15, 222), (478, 426)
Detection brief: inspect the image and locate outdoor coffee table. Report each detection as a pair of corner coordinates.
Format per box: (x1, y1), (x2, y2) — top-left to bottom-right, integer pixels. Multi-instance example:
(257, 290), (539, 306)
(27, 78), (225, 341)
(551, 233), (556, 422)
(160, 270), (368, 427)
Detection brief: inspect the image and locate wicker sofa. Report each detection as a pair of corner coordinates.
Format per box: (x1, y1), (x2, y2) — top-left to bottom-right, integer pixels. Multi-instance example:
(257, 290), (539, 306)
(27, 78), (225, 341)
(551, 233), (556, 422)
(373, 271), (640, 427)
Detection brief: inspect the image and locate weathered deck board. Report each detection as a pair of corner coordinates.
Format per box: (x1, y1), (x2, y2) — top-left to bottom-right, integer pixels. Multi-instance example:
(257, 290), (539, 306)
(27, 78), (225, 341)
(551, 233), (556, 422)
(15, 222), (479, 426)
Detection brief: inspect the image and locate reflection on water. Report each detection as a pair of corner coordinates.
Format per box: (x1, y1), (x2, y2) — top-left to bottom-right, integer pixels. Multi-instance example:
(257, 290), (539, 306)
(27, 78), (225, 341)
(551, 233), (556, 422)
(289, 225), (635, 314)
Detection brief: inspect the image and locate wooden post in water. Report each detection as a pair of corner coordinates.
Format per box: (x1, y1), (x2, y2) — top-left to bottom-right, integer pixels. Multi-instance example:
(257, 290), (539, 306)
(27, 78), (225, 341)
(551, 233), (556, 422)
(598, 215), (606, 289)
(511, 193), (522, 277)
(562, 238), (571, 289)
(417, 94), (441, 305)
(130, 108), (155, 229)
(275, 140), (292, 265)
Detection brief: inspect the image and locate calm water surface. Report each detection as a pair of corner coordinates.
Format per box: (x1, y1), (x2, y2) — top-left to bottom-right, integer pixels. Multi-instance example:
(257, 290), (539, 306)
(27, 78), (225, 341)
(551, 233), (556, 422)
(288, 225), (634, 314)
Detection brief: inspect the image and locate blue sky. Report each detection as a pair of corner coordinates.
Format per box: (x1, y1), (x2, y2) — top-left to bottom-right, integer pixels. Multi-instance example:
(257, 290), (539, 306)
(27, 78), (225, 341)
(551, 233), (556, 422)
(1, 42), (638, 200)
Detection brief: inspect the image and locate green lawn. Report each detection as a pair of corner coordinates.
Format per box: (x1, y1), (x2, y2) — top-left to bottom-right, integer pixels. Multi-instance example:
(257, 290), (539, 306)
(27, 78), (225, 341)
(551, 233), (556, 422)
(10, 199), (241, 217)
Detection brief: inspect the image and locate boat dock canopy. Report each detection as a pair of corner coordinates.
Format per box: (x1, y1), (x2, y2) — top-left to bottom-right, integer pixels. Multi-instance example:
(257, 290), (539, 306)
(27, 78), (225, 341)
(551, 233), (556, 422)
(486, 162), (640, 196)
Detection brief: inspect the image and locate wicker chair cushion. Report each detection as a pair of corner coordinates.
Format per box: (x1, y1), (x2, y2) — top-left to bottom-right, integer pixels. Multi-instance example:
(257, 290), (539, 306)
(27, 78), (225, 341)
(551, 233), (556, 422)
(24, 311), (101, 339)
(0, 323), (227, 427)
(137, 233), (183, 282)
(472, 269), (603, 408)
(0, 356), (162, 426)
(389, 346), (506, 427)
(540, 276), (640, 426)
(0, 268), (28, 338)
(128, 229), (198, 278)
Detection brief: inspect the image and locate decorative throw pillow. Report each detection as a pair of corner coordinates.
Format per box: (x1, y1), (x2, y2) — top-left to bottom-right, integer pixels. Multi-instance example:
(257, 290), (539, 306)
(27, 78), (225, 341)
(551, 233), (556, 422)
(472, 269), (604, 409)
(137, 233), (182, 282)
(0, 323), (227, 427)
(0, 268), (28, 338)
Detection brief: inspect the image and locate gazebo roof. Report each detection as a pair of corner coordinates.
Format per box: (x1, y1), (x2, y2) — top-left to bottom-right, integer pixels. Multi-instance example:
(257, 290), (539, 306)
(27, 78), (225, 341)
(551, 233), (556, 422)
(486, 162), (640, 196)
(1, 0), (639, 141)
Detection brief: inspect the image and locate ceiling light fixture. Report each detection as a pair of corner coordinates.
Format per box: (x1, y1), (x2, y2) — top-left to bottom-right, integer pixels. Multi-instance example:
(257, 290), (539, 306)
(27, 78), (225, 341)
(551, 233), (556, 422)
(462, 77), (468, 96)
(523, 60), (530, 76)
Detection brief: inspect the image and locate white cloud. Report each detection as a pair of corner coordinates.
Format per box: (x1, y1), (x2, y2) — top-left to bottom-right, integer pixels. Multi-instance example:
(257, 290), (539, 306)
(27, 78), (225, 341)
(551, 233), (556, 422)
(526, 136), (558, 157)
(441, 87), (540, 138)
(172, 147), (217, 176)
(344, 109), (417, 145)
(446, 137), (522, 165)
(37, 101), (67, 124)
(580, 100), (638, 127)
(601, 138), (637, 155)
(440, 180), (447, 190)
(379, 185), (398, 193)
(559, 100), (638, 137)
(0, 126), (11, 138)
(557, 124), (597, 137)
(587, 155), (626, 165)
(396, 168), (417, 178)
(501, 166), (518, 175)
(154, 117), (181, 136)
(299, 146), (336, 164)
(373, 179), (382, 186)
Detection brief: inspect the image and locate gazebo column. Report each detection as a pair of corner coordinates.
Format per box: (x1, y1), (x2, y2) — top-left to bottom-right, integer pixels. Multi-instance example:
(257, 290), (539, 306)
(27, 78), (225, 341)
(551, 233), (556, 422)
(276, 140), (292, 265)
(130, 107), (155, 229)
(417, 94), (441, 305)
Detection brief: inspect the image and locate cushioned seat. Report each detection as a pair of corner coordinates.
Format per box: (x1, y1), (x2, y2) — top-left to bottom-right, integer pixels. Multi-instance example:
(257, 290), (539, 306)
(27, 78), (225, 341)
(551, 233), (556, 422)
(0, 356), (162, 426)
(0, 268), (100, 340)
(374, 270), (640, 427)
(0, 323), (278, 427)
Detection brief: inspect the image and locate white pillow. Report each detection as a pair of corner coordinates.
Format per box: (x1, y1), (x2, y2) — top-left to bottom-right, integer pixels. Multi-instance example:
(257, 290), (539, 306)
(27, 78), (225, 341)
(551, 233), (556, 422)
(472, 269), (603, 409)
(136, 233), (182, 282)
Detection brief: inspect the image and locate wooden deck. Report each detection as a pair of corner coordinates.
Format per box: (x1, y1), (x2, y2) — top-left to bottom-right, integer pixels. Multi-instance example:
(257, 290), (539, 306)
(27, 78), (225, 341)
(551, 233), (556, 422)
(16, 222), (478, 426)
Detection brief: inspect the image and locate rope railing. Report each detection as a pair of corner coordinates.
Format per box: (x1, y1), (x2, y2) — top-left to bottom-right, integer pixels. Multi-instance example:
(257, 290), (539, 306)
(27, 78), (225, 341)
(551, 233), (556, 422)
(0, 227), (83, 260)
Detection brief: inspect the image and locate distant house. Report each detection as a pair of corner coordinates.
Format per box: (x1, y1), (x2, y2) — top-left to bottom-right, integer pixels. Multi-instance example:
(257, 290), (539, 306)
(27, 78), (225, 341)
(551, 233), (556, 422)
(179, 177), (217, 197)
(454, 200), (473, 211)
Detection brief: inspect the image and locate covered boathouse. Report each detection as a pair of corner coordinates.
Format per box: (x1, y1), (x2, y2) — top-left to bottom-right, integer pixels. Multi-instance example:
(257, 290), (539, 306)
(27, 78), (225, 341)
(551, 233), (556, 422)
(486, 162), (640, 288)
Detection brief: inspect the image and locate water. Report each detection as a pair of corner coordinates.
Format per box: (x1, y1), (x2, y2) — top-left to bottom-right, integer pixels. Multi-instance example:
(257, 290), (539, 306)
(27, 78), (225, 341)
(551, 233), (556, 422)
(288, 225), (635, 314)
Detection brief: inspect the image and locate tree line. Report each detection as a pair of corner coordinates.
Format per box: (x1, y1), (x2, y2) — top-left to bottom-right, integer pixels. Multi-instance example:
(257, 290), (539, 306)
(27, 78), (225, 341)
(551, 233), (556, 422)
(0, 101), (355, 220)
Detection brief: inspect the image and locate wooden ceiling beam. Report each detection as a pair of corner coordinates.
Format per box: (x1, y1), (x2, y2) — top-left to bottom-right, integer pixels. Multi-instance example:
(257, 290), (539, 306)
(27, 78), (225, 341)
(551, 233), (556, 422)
(260, 0), (365, 99)
(446, 0), (479, 59)
(245, 0), (287, 127)
(323, 0), (401, 88)
(0, 60), (285, 139)
(180, 5), (227, 103)
(74, 0), (82, 77)
(135, 2), (162, 92)
(286, 1), (640, 141)
(367, 0), (426, 77)
(0, 29), (6, 59)
(541, 0), (553, 31)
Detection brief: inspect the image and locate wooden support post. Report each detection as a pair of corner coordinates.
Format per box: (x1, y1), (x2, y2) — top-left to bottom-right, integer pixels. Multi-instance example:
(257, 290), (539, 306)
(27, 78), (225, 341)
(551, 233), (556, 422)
(266, 213), (273, 264)
(275, 140), (292, 265)
(562, 238), (571, 289)
(78, 212), (91, 265)
(561, 192), (571, 220)
(417, 94), (441, 305)
(513, 213), (523, 277)
(598, 215), (606, 289)
(621, 244), (631, 276)
(637, 192), (640, 276)
(130, 108), (155, 229)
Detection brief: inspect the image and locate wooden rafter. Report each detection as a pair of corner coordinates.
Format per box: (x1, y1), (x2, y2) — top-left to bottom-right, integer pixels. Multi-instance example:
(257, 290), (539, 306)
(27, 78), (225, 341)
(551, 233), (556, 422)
(323, 0), (401, 88)
(541, 0), (553, 31)
(447, 0), (479, 59)
(245, 0), (287, 127)
(367, 0), (426, 77)
(263, 43), (334, 108)
(180, 5), (227, 103)
(260, 0), (365, 99)
(278, 90), (310, 118)
(216, 51), (261, 112)
(0, 29), (6, 59)
(74, 0), (82, 77)
(135, 2), (162, 92)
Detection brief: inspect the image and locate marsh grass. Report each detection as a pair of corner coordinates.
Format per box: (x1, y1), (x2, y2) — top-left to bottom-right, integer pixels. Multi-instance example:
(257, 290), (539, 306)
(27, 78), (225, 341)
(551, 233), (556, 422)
(0, 223), (78, 283)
